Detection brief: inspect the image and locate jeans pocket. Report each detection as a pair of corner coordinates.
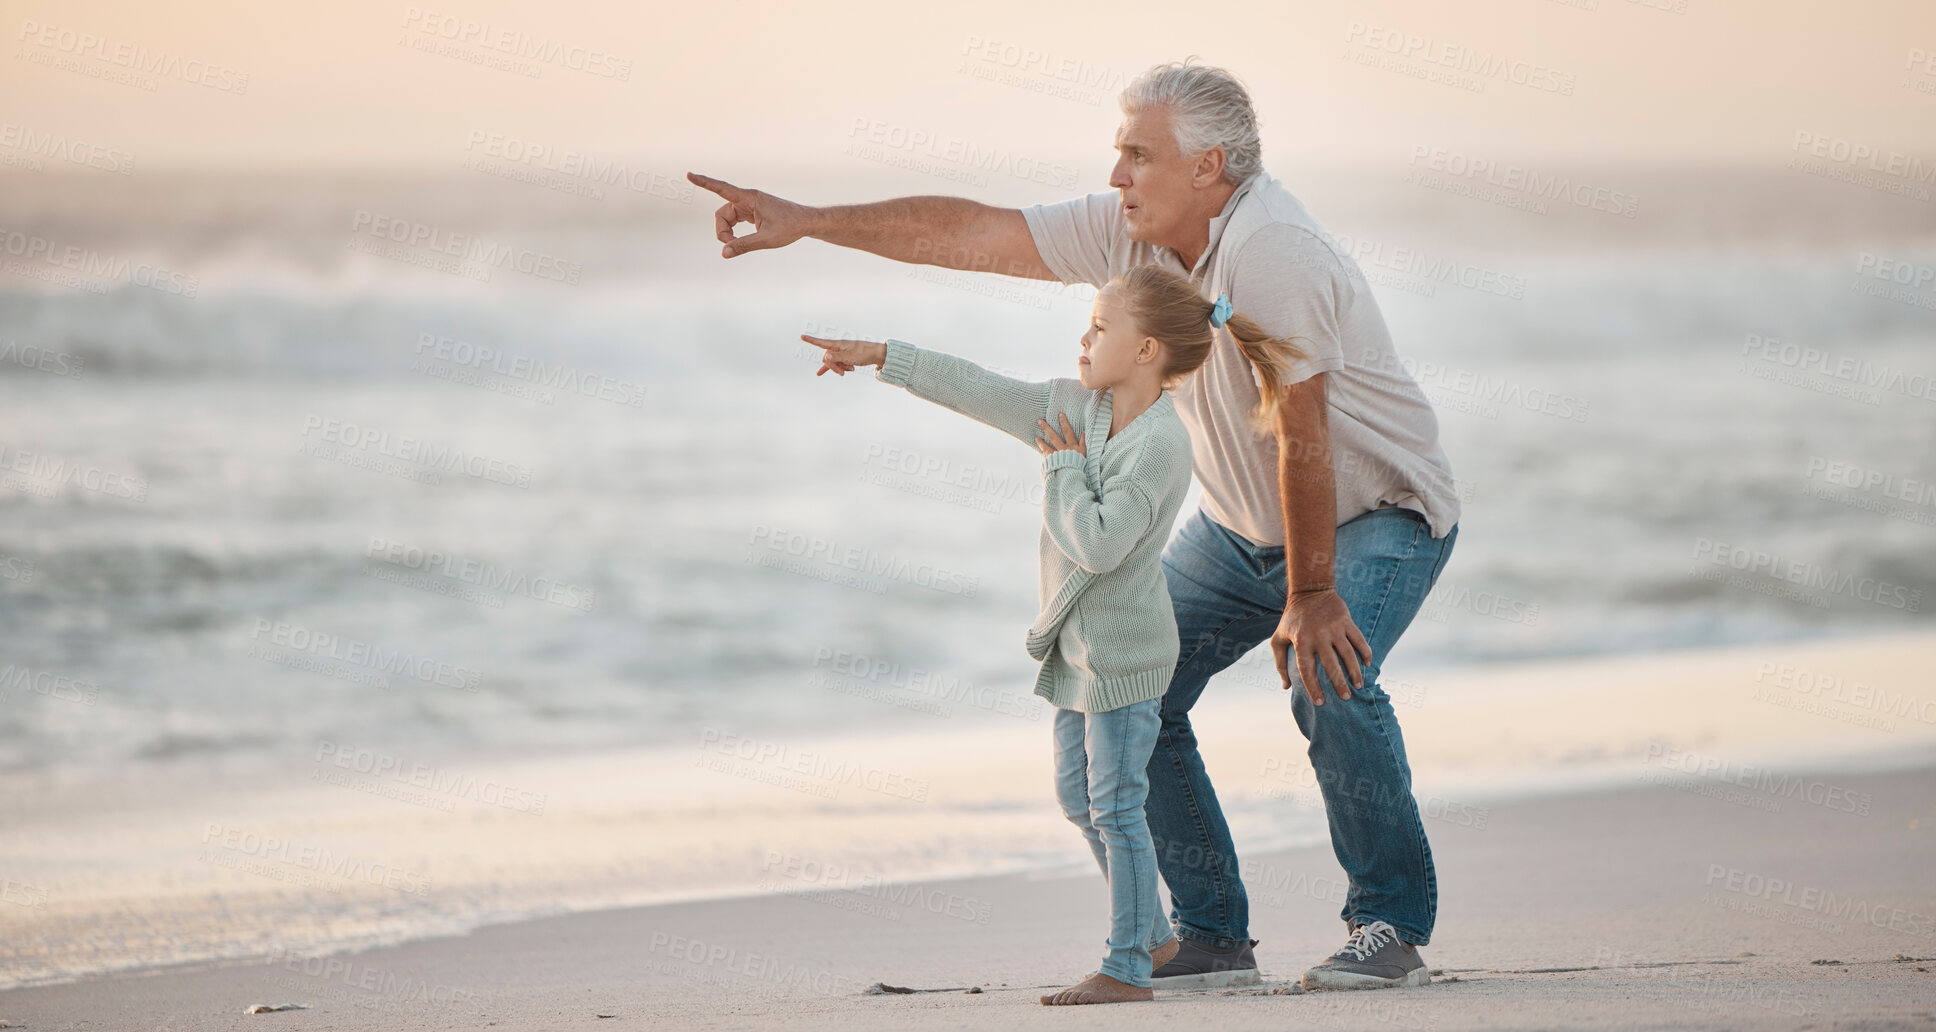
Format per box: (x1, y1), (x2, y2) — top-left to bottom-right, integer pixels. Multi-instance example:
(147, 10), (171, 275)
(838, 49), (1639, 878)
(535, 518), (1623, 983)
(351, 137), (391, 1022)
(1260, 549), (1288, 607)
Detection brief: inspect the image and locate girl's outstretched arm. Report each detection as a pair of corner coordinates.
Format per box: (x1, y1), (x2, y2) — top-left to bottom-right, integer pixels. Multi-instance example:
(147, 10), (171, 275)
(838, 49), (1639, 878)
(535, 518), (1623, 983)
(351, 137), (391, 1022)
(804, 335), (1085, 450)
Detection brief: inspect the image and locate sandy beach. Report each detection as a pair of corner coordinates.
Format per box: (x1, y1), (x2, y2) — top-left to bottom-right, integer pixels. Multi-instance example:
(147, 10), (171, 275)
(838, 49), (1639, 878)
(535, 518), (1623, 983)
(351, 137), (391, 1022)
(4, 631), (1934, 1030)
(5, 0), (1934, 1026)
(1, 759), (1931, 1030)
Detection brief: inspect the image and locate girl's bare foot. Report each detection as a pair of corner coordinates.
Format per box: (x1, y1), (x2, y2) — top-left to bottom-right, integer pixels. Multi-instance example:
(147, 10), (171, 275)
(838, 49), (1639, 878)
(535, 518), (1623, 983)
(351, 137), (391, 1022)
(1039, 972), (1153, 1005)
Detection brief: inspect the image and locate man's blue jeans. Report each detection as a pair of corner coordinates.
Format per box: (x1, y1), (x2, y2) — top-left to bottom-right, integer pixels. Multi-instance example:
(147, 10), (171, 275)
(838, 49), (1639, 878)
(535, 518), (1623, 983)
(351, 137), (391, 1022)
(1147, 505), (1457, 948)
(1053, 697), (1176, 986)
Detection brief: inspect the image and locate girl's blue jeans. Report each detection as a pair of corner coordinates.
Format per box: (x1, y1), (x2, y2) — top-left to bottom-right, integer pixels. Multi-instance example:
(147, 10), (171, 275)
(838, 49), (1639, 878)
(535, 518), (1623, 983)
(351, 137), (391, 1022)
(1052, 696), (1175, 987)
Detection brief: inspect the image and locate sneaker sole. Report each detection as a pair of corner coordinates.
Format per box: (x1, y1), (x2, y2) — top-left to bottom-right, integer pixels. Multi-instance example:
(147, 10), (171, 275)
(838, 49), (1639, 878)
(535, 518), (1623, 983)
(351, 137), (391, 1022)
(1150, 968), (1262, 989)
(1300, 966), (1431, 991)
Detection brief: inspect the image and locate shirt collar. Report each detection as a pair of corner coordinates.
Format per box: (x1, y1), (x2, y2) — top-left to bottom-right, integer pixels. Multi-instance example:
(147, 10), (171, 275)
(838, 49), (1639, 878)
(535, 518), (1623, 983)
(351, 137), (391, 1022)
(1180, 170), (1265, 277)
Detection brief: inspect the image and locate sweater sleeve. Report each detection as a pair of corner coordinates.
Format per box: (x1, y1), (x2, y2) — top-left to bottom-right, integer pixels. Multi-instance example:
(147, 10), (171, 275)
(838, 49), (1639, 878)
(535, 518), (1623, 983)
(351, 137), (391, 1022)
(875, 338), (1069, 450)
(1039, 449), (1157, 574)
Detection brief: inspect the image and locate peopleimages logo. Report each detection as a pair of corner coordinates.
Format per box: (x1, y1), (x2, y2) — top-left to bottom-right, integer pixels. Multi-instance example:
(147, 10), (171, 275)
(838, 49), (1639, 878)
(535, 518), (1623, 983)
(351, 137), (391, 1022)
(956, 37), (1131, 93)
(811, 646), (1040, 720)
(1640, 742), (1874, 814)
(762, 850), (993, 924)
(414, 332), (646, 407)
(399, 8), (632, 80)
(0, 225), (200, 296)
(0, 122), (135, 174)
(1791, 132), (1936, 183)
(200, 823), (432, 896)
(846, 118), (1079, 191)
(1739, 333), (1936, 403)
(695, 728), (931, 802)
(1407, 146), (1637, 217)
(1322, 232), (1528, 300)
(0, 553), (34, 584)
(1856, 252), (1935, 292)
(1345, 22), (1577, 95)
(1755, 661), (1936, 727)
(1690, 538), (1922, 612)
(1907, 48), (1936, 95)
(0, 444), (148, 501)
(1356, 347), (1589, 423)
(747, 524), (979, 597)
(1787, 132), (1935, 201)
(300, 414), (534, 487)
(251, 619), (482, 692)
(348, 210), (583, 285)
(364, 536), (596, 612)
(1706, 865), (1934, 937)
(314, 741), (545, 814)
(462, 131), (688, 200)
(860, 443), (1044, 506)
(14, 18), (250, 93)
(0, 340), (84, 377)
(0, 663), (100, 705)
(1804, 458), (1936, 507)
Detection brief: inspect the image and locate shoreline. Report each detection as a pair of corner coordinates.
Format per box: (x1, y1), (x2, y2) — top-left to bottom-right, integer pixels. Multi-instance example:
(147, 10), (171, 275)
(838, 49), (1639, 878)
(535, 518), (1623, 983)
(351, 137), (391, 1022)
(3, 758), (1931, 1029)
(3, 629), (1933, 1000)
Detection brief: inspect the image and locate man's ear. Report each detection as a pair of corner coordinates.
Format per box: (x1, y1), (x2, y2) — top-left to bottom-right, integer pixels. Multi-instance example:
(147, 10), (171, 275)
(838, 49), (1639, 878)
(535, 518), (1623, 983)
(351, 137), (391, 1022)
(1193, 146), (1227, 188)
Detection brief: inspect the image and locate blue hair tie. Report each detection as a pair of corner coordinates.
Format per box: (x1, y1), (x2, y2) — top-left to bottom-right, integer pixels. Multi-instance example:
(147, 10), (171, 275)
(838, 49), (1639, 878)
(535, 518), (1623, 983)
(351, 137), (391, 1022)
(1209, 293), (1232, 329)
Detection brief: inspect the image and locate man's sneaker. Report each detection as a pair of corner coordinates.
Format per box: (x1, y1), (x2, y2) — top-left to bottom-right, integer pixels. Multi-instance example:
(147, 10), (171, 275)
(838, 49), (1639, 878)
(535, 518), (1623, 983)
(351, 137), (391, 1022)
(1150, 937), (1261, 988)
(1301, 920), (1430, 990)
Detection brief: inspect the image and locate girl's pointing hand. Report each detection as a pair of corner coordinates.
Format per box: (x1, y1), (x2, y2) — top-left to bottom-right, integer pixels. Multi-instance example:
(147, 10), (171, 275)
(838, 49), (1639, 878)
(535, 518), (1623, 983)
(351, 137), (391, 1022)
(802, 335), (886, 377)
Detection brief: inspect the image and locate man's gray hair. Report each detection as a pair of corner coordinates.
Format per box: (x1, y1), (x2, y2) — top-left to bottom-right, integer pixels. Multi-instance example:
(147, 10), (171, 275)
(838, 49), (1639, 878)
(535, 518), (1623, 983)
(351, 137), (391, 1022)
(1120, 60), (1263, 186)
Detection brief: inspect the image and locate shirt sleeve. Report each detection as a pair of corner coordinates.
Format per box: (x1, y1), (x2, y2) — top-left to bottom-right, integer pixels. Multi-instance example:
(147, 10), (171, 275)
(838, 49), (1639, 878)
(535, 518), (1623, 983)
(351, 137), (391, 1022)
(1039, 449), (1157, 575)
(875, 338), (1078, 450)
(1019, 190), (1122, 288)
(1226, 223), (1350, 389)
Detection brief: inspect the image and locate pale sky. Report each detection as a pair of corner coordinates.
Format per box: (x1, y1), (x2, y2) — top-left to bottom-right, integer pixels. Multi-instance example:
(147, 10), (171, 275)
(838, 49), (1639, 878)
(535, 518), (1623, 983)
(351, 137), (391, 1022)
(5, 0), (1932, 181)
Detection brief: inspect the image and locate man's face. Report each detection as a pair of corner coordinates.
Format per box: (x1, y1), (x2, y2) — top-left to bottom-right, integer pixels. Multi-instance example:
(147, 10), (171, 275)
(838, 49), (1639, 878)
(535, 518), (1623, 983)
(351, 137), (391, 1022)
(1109, 105), (1207, 247)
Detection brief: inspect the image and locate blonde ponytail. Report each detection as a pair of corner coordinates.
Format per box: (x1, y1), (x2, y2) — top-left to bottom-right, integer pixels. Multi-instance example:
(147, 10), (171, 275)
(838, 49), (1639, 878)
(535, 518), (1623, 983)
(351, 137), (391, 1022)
(1221, 311), (1306, 435)
(1115, 265), (1307, 436)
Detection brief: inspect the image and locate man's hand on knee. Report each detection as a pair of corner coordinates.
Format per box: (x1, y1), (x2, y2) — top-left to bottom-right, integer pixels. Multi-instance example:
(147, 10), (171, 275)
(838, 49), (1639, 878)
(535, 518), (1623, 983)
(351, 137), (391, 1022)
(1272, 589), (1371, 706)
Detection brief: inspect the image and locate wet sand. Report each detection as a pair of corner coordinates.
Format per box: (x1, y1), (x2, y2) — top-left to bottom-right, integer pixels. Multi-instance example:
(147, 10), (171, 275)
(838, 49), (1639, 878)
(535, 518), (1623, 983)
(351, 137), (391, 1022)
(3, 758), (1931, 1030)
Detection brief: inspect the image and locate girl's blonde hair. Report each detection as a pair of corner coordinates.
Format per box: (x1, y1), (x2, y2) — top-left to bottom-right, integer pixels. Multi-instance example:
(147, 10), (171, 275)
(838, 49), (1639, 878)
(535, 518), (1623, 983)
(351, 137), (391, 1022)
(1115, 264), (1307, 434)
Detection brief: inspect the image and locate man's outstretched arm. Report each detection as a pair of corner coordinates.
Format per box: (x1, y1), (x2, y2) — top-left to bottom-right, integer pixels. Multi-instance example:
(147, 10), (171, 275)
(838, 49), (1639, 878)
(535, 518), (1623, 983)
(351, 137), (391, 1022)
(687, 172), (1058, 280)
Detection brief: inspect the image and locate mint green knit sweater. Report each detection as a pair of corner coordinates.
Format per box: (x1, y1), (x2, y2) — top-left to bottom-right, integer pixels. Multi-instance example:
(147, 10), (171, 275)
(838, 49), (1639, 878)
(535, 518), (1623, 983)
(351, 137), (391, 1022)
(875, 338), (1194, 712)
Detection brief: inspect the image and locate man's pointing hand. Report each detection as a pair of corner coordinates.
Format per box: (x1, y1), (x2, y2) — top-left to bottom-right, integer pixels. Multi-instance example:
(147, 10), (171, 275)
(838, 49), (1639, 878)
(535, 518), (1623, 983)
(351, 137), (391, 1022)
(688, 172), (816, 259)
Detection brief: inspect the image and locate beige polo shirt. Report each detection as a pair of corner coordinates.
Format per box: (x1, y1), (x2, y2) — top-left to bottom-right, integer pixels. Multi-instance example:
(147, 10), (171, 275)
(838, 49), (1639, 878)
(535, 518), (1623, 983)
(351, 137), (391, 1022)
(1020, 171), (1460, 545)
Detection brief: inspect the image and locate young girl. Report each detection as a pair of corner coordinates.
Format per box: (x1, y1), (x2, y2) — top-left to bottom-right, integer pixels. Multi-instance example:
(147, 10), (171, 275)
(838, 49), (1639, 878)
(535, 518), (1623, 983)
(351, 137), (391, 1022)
(804, 265), (1303, 1006)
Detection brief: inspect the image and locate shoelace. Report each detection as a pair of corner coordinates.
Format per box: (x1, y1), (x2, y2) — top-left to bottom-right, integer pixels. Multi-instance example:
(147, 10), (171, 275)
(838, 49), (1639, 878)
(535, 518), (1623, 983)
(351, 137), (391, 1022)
(1336, 921), (1395, 962)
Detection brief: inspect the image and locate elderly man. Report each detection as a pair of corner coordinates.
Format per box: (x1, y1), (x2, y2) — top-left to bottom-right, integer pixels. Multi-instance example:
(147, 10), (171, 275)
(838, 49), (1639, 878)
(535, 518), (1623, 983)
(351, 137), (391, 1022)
(690, 60), (1459, 992)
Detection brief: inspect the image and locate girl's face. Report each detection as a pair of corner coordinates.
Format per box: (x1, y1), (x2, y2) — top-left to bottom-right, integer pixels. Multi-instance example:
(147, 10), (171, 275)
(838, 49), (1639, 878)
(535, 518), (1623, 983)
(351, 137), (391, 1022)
(1078, 281), (1158, 390)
